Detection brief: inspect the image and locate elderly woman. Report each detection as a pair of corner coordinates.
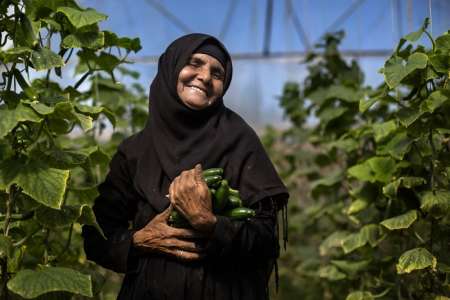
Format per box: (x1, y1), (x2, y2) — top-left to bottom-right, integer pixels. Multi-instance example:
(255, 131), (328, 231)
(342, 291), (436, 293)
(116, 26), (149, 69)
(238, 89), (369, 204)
(82, 33), (289, 300)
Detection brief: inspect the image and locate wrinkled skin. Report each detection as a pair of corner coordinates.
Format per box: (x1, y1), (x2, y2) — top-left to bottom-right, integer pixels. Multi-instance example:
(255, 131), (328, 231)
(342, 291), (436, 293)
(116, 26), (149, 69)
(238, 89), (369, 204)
(132, 164), (217, 261)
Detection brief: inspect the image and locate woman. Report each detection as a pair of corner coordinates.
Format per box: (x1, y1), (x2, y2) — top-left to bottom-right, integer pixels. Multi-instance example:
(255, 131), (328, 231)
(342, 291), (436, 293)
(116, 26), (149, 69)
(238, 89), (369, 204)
(82, 33), (289, 300)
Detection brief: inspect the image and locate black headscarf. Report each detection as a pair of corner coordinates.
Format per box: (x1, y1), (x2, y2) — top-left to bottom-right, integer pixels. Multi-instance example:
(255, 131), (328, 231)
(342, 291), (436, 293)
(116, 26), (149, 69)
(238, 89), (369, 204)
(125, 33), (288, 218)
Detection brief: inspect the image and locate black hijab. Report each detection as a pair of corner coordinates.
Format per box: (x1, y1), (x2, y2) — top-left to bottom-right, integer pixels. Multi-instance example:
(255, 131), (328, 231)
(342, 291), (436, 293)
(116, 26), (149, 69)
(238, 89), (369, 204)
(123, 33), (288, 217)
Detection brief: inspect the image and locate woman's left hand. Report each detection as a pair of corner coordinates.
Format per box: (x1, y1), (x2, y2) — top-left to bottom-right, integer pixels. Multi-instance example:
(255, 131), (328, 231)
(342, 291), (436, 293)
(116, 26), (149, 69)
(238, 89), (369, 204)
(169, 164), (217, 233)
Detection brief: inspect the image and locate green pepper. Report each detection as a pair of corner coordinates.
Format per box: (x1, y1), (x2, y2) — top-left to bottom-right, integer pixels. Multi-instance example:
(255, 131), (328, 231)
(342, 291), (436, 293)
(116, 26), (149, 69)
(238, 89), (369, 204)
(228, 188), (240, 198)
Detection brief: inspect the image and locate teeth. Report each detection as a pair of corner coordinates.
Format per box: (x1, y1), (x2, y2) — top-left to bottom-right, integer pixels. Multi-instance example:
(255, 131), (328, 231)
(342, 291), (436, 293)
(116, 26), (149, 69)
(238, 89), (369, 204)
(189, 86), (206, 94)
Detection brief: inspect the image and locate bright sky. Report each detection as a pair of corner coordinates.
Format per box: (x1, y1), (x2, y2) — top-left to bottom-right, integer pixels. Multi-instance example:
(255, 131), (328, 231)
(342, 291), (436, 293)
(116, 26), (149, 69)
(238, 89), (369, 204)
(80, 0), (450, 129)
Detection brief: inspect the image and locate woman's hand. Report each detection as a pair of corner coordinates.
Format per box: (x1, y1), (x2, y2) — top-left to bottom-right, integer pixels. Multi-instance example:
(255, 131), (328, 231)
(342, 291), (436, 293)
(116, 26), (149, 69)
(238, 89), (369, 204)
(132, 205), (206, 261)
(169, 164), (217, 233)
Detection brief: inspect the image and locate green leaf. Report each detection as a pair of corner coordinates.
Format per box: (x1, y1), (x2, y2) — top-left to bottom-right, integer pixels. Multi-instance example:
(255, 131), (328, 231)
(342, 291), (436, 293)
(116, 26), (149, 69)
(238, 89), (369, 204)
(103, 31), (142, 53)
(331, 259), (371, 275)
(398, 106), (424, 127)
(377, 131), (413, 160)
(346, 199), (368, 215)
(31, 48), (64, 71)
(67, 186), (99, 205)
(310, 170), (343, 198)
(359, 97), (378, 113)
(318, 265), (346, 281)
(383, 177), (426, 199)
(57, 7), (107, 29)
(348, 156), (397, 183)
(342, 224), (382, 254)
(0, 161), (69, 209)
(381, 210), (418, 230)
(373, 120), (397, 142)
(75, 104), (116, 127)
(396, 247), (437, 274)
(0, 236), (13, 259)
(317, 106), (348, 127)
(421, 90), (450, 114)
(429, 54), (450, 73)
(30, 102), (55, 115)
(382, 53), (428, 89)
(319, 231), (349, 256)
(346, 291), (374, 300)
(7, 266), (92, 298)
(436, 34), (450, 52)
(0, 103), (42, 138)
(62, 31), (104, 49)
(35, 205), (81, 227)
(420, 190), (450, 218)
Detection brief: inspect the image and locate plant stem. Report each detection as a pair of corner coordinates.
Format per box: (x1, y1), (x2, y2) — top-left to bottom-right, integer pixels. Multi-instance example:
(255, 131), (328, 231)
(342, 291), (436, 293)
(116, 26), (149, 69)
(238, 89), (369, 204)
(3, 185), (16, 237)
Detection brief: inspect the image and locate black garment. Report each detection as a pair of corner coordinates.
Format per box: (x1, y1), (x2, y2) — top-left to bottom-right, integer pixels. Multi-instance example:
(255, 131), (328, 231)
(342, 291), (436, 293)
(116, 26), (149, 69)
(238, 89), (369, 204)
(83, 138), (280, 299)
(82, 33), (289, 299)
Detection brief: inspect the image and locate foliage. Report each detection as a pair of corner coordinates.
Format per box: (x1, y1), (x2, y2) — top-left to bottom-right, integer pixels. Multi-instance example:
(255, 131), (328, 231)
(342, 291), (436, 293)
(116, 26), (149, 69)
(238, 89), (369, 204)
(0, 0), (146, 298)
(268, 20), (450, 299)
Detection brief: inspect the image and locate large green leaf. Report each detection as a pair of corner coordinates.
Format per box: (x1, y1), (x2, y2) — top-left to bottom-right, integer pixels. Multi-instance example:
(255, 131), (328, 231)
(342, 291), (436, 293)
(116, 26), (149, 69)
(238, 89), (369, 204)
(35, 204), (104, 236)
(62, 30), (104, 49)
(377, 131), (413, 160)
(436, 33), (450, 52)
(348, 156), (397, 183)
(429, 54), (450, 73)
(7, 266), (92, 298)
(319, 231), (349, 256)
(382, 53), (428, 89)
(382, 177), (426, 199)
(57, 7), (107, 29)
(331, 260), (370, 275)
(31, 48), (64, 71)
(346, 291), (374, 300)
(342, 224), (382, 254)
(373, 120), (397, 142)
(0, 103), (42, 138)
(318, 265), (346, 281)
(397, 106), (424, 127)
(380, 210), (418, 230)
(396, 247), (436, 274)
(0, 160), (69, 209)
(420, 90), (450, 114)
(420, 190), (450, 218)
(103, 31), (142, 53)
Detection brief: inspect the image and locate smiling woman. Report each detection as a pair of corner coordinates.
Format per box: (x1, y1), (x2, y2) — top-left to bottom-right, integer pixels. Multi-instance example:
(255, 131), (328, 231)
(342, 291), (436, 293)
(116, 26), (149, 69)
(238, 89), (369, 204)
(82, 33), (288, 300)
(177, 52), (225, 110)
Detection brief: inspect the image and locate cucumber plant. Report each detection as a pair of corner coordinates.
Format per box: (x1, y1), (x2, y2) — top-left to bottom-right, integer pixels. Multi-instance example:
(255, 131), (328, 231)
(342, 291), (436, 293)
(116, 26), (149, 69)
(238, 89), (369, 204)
(267, 19), (450, 299)
(0, 0), (145, 299)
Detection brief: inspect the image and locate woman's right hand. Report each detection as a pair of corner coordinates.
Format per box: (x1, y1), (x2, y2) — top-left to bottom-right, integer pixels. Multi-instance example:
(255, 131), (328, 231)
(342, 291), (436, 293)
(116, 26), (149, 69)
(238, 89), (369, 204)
(132, 205), (206, 261)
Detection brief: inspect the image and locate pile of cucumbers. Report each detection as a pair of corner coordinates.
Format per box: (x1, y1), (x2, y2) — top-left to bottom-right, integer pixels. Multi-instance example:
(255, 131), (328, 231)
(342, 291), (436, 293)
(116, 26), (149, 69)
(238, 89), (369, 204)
(168, 168), (256, 228)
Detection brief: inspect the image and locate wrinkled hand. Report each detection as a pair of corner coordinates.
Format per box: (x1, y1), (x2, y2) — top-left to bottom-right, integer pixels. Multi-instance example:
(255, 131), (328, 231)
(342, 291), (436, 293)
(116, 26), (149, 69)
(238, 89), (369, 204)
(169, 164), (217, 233)
(132, 205), (206, 261)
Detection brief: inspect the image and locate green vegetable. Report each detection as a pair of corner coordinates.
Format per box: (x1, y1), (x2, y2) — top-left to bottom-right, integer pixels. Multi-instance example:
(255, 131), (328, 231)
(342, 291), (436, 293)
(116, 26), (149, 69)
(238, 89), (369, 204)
(213, 179), (229, 213)
(228, 195), (243, 208)
(204, 175), (222, 187)
(202, 168), (223, 177)
(229, 187), (240, 198)
(168, 210), (191, 228)
(223, 207), (255, 220)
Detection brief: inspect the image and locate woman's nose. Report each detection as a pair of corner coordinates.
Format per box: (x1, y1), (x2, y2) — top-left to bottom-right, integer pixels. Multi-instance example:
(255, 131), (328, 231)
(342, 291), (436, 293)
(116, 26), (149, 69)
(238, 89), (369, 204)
(196, 67), (211, 83)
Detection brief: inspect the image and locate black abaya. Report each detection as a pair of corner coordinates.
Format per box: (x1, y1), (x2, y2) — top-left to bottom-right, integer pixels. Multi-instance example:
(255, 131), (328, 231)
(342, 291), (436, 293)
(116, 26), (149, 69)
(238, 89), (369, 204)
(82, 33), (288, 299)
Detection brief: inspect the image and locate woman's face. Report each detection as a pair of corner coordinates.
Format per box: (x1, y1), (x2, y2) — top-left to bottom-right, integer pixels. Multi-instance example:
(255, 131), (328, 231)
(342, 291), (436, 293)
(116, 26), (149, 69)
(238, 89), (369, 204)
(177, 53), (225, 110)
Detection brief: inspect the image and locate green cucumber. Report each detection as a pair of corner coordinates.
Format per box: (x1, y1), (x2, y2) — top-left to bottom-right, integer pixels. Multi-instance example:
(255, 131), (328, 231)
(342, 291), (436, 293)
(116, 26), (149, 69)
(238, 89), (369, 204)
(223, 207), (256, 220)
(168, 210), (190, 228)
(202, 168), (223, 177)
(204, 175), (222, 187)
(213, 179), (229, 213)
(228, 188), (240, 198)
(228, 195), (242, 208)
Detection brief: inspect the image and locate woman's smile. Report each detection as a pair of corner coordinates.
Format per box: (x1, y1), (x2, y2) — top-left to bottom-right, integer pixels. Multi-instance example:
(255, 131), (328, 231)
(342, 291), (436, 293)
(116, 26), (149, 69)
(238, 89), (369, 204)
(177, 53), (224, 110)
